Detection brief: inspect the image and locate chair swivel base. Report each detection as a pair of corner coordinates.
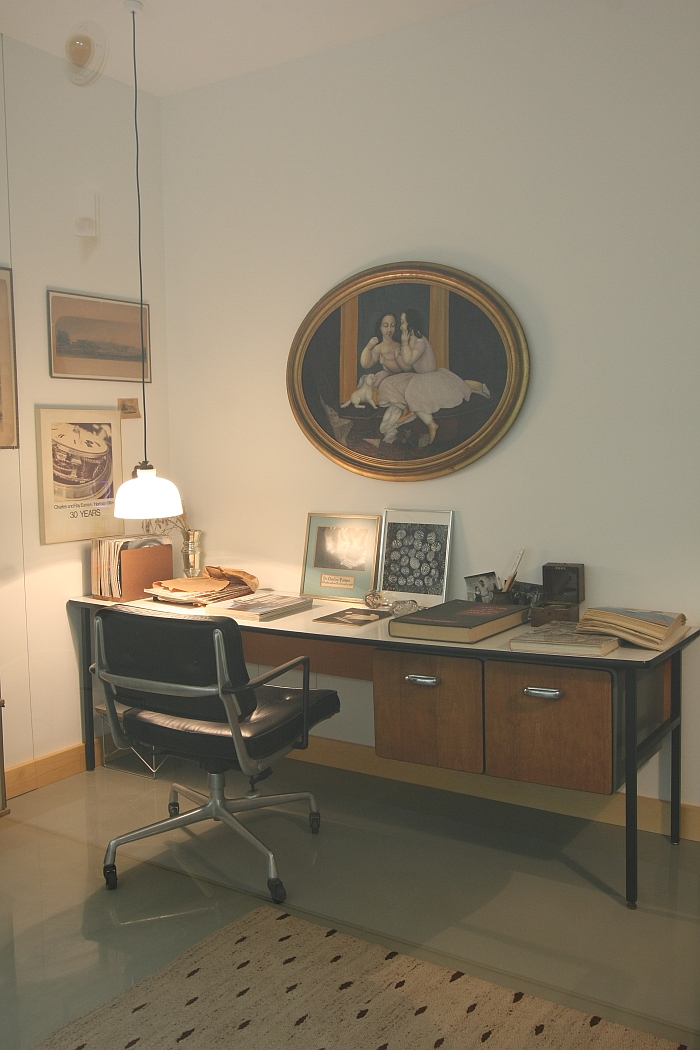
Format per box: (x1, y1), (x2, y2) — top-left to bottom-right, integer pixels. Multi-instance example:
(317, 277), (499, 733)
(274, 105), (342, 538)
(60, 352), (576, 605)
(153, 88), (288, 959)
(102, 771), (321, 903)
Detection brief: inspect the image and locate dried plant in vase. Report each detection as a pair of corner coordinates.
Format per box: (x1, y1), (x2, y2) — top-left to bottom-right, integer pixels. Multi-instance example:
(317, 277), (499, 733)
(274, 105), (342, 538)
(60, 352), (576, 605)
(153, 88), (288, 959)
(142, 507), (202, 577)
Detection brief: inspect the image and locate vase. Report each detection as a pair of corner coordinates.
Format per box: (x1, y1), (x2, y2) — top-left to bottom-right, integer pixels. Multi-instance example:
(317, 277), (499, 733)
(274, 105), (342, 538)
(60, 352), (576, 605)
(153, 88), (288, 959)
(181, 530), (202, 577)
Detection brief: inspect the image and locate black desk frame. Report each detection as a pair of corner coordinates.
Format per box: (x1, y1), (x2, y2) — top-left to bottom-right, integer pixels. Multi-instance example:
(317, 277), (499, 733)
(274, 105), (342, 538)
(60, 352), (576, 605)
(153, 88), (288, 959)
(71, 599), (697, 909)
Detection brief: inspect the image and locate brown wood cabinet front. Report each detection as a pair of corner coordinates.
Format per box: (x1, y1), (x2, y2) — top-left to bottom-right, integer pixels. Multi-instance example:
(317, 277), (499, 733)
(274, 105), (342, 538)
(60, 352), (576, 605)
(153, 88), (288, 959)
(484, 661), (613, 793)
(373, 651), (483, 773)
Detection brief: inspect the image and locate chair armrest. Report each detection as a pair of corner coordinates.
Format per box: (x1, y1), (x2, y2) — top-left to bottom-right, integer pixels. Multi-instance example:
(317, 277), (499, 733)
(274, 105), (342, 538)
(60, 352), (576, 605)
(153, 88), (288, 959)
(242, 655), (310, 690)
(232, 655), (311, 749)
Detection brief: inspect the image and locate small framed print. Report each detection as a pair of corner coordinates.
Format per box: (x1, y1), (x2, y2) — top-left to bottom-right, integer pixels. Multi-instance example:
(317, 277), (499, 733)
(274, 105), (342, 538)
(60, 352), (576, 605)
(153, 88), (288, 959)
(301, 513), (381, 602)
(47, 290), (150, 382)
(378, 509), (453, 608)
(36, 407), (124, 544)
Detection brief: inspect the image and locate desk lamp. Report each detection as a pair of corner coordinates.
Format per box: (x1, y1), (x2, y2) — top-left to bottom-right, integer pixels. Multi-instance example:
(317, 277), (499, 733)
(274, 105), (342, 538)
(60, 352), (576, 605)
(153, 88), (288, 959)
(114, 0), (182, 520)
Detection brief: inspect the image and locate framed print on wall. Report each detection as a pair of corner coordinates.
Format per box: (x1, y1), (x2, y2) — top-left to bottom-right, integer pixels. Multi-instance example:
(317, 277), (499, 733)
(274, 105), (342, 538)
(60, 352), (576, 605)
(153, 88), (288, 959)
(0, 267), (18, 448)
(377, 509), (453, 608)
(300, 513), (381, 602)
(287, 262), (529, 481)
(36, 407), (124, 544)
(47, 290), (151, 382)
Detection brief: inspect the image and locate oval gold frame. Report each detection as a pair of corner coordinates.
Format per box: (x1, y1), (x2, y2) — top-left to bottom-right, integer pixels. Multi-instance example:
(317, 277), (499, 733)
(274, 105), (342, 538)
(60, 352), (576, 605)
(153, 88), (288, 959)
(287, 262), (529, 481)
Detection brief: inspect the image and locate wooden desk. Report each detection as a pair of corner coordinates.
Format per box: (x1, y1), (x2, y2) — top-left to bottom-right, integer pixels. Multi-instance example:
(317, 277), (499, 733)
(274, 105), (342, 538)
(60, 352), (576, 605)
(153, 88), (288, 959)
(68, 596), (700, 908)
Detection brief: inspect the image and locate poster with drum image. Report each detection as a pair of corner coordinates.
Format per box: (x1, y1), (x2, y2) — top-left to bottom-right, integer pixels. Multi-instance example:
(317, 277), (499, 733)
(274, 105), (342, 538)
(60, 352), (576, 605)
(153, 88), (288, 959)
(36, 407), (124, 543)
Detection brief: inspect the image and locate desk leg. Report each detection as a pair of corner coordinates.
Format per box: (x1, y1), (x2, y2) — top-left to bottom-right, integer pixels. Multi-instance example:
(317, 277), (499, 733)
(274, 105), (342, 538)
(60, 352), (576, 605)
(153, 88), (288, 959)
(670, 650), (682, 845)
(624, 669), (638, 909)
(80, 608), (95, 772)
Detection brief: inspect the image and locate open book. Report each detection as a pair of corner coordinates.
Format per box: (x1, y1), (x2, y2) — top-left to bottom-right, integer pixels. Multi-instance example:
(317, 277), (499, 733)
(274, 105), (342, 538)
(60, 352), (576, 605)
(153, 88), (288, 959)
(576, 607), (687, 650)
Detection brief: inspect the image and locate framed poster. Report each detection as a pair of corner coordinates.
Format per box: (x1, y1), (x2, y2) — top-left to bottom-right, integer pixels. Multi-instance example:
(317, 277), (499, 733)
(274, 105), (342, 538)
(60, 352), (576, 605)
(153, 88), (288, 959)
(300, 513), (381, 602)
(377, 509), (453, 608)
(47, 290), (151, 382)
(287, 262), (529, 481)
(36, 407), (124, 544)
(0, 267), (18, 448)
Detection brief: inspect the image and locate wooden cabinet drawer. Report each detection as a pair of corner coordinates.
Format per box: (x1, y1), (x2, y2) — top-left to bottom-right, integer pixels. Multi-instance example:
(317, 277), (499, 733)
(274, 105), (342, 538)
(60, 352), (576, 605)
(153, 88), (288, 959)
(373, 650), (483, 773)
(484, 661), (613, 793)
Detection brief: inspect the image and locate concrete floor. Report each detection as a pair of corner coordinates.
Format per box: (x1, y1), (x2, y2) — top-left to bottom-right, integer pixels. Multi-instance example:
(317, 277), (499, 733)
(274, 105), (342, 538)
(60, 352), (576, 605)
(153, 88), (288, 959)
(1, 756), (698, 1049)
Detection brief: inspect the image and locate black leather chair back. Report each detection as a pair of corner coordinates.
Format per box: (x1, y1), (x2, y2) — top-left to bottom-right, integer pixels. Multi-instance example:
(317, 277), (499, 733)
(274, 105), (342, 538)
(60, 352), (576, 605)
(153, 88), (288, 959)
(96, 606), (257, 720)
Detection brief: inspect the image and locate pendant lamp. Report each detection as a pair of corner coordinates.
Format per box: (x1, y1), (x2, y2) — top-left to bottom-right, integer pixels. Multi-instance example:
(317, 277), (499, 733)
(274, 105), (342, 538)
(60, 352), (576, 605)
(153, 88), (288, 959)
(114, 0), (182, 520)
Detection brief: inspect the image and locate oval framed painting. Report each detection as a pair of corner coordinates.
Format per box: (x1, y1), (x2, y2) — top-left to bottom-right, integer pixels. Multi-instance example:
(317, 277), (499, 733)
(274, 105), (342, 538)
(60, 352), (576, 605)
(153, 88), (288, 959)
(287, 261), (529, 482)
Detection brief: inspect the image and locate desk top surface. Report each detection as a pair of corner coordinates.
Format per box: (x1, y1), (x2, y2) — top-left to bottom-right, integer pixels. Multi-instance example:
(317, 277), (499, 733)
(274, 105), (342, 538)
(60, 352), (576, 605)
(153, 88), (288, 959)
(69, 595), (700, 670)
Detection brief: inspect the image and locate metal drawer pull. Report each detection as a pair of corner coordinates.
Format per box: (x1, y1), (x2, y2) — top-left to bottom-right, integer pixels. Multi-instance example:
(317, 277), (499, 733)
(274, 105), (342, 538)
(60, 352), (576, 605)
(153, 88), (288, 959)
(523, 686), (564, 700)
(404, 674), (441, 687)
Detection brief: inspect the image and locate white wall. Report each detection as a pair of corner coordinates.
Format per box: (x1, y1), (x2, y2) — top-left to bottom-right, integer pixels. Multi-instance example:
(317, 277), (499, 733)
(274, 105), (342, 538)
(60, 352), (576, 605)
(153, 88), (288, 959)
(0, 38), (171, 766)
(161, 0), (700, 804)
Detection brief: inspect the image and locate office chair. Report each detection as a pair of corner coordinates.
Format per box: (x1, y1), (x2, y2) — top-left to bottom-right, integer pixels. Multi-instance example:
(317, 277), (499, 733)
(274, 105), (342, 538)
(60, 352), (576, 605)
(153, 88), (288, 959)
(93, 606), (340, 902)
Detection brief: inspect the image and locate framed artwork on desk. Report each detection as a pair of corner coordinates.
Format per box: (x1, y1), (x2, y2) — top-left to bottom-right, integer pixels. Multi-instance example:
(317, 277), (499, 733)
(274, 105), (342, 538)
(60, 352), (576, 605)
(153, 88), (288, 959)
(300, 513), (381, 603)
(286, 261), (529, 481)
(377, 509), (453, 608)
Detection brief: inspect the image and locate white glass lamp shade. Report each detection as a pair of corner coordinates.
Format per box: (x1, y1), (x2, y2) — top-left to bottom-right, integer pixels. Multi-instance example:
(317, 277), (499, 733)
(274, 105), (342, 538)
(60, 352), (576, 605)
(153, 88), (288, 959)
(114, 466), (183, 519)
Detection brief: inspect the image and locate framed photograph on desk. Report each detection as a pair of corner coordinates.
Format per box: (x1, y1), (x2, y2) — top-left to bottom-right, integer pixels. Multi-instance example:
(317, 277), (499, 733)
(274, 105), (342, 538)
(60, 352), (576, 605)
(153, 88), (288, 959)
(301, 513), (381, 602)
(378, 509), (453, 608)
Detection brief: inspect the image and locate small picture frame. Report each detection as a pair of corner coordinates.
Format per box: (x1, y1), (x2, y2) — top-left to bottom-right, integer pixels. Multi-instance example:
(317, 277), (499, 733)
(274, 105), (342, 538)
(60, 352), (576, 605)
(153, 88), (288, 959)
(300, 513), (381, 602)
(464, 571), (499, 604)
(36, 406), (124, 544)
(47, 289), (151, 382)
(378, 509), (453, 608)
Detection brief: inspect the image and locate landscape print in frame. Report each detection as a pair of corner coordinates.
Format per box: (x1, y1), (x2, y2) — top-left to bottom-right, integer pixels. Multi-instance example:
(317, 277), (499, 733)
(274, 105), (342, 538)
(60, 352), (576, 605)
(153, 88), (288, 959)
(287, 262), (529, 481)
(0, 267), (18, 448)
(48, 290), (151, 382)
(36, 407), (124, 544)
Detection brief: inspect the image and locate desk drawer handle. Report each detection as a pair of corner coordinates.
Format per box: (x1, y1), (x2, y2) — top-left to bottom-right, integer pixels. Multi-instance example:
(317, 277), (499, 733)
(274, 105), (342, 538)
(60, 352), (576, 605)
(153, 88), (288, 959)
(523, 686), (564, 700)
(404, 674), (441, 687)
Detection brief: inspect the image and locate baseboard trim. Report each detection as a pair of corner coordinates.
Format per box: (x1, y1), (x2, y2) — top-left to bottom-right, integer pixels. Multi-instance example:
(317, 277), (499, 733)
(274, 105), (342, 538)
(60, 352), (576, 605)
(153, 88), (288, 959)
(288, 737), (700, 842)
(5, 739), (103, 800)
(6, 736), (700, 843)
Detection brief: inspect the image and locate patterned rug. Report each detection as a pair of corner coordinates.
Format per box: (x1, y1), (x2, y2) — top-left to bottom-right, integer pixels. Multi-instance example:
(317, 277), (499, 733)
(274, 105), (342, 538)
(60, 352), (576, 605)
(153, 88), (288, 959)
(34, 906), (686, 1050)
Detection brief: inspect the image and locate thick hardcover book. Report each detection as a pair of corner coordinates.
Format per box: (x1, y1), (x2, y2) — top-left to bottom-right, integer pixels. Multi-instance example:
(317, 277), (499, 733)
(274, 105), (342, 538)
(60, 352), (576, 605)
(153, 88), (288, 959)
(510, 622), (619, 656)
(388, 600), (529, 643)
(577, 607), (687, 650)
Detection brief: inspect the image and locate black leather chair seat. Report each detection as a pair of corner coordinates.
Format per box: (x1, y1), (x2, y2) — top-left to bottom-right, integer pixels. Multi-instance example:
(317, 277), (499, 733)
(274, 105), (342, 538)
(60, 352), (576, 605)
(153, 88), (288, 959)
(122, 684), (340, 764)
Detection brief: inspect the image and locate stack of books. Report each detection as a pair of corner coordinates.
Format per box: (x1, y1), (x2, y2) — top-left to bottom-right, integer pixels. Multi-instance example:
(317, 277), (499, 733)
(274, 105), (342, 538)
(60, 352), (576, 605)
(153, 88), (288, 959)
(576, 608), (687, 650)
(222, 592), (313, 621)
(510, 621), (619, 656)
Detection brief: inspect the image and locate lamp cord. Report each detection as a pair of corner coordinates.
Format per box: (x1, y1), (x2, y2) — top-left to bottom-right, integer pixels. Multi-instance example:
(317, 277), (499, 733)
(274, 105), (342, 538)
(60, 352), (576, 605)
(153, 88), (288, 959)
(131, 9), (148, 469)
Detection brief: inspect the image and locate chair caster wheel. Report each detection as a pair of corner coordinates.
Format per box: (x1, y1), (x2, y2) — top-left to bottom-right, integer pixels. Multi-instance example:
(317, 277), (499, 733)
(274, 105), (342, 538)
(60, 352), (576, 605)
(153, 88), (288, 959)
(267, 878), (286, 903)
(309, 811), (320, 834)
(104, 864), (118, 891)
(168, 801), (180, 817)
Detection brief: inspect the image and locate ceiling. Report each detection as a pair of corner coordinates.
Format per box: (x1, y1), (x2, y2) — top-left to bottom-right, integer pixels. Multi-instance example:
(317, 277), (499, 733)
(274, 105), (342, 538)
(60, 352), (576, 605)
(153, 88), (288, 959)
(0, 0), (493, 97)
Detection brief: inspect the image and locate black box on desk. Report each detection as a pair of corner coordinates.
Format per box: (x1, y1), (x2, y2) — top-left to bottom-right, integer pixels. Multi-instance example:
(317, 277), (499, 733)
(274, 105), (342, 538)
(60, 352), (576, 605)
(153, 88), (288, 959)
(530, 563), (584, 626)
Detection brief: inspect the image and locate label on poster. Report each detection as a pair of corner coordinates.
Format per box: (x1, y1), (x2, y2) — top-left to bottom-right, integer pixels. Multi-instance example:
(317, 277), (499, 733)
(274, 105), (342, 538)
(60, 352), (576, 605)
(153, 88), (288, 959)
(320, 573), (355, 589)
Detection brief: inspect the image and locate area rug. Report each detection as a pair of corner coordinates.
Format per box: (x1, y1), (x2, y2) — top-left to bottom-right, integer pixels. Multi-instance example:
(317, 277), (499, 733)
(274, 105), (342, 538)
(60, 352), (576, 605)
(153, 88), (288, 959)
(34, 906), (687, 1050)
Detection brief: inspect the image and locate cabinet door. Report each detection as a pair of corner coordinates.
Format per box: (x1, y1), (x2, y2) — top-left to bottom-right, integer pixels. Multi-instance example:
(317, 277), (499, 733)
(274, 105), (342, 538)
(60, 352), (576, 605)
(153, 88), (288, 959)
(484, 661), (613, 793)
(373, 651), (483, 773)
